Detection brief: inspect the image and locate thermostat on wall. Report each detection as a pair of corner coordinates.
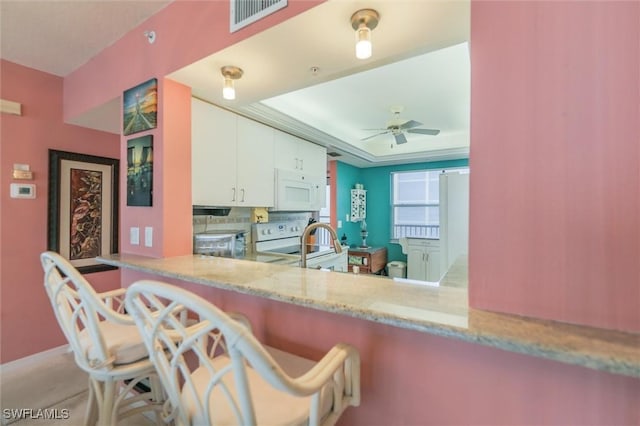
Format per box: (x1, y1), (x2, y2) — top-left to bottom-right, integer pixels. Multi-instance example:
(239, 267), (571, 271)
(10, 183), (36, 199)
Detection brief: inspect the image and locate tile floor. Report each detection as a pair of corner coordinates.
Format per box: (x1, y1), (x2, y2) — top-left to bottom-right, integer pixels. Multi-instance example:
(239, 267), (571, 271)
(0, 351), (153, 425)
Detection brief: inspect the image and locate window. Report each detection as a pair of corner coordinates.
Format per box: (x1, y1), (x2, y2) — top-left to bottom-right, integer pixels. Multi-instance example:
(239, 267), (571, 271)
(391, 168), (468, 240)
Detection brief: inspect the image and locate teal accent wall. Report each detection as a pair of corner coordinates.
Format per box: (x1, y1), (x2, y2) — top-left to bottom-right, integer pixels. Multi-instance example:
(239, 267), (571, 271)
(336, 159), (469, 263)
(335, 161), (362, 246)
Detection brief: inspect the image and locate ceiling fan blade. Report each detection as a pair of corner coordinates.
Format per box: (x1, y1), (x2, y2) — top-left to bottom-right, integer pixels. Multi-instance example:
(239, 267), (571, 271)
(399, 120), (423, 130)
(361, 131), (390, 141)
(407, 128), (441, 136)
(394, 133), (408, 144)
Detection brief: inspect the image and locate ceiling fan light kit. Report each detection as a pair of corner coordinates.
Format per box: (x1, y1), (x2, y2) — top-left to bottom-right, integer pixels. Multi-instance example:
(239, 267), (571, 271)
(351, 9), (379, 60)
(362, 106), (441, 145)
(221, 65), (243, 100)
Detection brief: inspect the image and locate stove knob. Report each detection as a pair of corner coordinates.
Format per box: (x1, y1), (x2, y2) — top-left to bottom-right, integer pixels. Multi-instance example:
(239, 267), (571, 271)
(267, 229), (273, 234)
(262, 229), (268, 235)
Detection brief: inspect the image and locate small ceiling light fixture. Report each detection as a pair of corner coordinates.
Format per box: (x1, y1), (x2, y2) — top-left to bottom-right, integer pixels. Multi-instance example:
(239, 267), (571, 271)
(221, 66), (243, 100)
(351, 9), (379, 60)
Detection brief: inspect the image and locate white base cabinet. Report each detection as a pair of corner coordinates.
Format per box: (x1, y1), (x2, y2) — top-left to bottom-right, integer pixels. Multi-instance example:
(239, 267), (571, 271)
(400, 238), (442, 282)
(192, 98), (274, 207)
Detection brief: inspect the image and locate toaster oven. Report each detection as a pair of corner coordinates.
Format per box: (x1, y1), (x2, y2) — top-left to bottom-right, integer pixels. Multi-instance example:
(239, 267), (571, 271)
(193, 231), (246, 258)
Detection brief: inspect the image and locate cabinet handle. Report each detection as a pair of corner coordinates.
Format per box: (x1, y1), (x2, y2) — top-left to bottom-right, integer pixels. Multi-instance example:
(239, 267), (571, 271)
(240, 188), (245, 202)
(295, 158), (299, 169)
(300, 159), (304, 170)
(231, 187), (236, 202)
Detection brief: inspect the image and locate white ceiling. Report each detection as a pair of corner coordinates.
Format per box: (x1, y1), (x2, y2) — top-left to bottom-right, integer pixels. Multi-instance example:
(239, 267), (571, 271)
(0, 0), (470, 167)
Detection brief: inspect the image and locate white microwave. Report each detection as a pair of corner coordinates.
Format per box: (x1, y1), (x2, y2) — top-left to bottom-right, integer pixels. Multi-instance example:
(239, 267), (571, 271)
(273, 168), (325, 211)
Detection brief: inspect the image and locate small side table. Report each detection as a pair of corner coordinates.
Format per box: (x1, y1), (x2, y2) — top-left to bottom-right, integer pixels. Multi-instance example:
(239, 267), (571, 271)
(348, 247), (388, 275)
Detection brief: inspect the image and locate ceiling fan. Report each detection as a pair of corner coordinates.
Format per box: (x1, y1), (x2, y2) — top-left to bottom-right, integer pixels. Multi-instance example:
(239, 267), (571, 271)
(362, 106), (440, 145)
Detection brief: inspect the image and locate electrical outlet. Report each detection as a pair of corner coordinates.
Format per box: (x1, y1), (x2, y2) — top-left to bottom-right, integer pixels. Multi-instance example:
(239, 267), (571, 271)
(338, 220), (343, 228)
(144, 227), (153, 247)
(130, 227), (140, 245)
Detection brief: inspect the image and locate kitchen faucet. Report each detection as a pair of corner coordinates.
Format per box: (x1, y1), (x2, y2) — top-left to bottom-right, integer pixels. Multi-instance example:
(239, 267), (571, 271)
(300, 222), (342, 268)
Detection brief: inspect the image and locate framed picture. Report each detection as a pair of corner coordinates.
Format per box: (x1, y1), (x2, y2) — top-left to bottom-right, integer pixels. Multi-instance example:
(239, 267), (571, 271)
(123, 78), (157, 136)
(48, 150), (119, 274)
(127, 135), (153, 206)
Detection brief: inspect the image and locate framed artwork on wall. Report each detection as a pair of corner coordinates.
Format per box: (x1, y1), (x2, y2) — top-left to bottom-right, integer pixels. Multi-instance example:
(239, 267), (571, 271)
(126, 135), (153, 207)
(48, 150), (119, 273)
(123, 78), (157, 136)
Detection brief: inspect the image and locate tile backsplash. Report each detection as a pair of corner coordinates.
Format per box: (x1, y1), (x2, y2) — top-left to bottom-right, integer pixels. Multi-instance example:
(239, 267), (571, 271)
(193, 208), (313, 252)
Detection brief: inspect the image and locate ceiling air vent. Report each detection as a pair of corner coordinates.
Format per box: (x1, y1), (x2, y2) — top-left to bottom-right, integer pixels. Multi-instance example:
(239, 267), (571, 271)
(230, 0), (288, 33)
(327, 152), (342, 157)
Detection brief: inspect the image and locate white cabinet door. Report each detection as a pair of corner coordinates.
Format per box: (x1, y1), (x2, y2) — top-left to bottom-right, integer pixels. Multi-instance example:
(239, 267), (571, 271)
(236, 116), (274, 207)
(425, 247), (441, 282)
(192, 99), (275, 207)
(405, 239), (441, 282)
(407, 245), (428, 281)
(273, 130), (299, 170)
(297, 139), (326, 177)
(274, 130), (326, 177)
(192, 98), (237, 206)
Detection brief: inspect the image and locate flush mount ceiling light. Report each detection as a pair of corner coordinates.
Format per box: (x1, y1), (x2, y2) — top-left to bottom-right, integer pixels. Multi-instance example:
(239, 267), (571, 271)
(351, 8), (379, 60)
(221, 66), (243, 100)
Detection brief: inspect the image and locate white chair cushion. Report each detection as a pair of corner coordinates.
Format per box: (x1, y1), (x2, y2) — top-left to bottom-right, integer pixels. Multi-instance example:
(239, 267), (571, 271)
(79, 321), (148, 366)
(183, 346), (333, 425)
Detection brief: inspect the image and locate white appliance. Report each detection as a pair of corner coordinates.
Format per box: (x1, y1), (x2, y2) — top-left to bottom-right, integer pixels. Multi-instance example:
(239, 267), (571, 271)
(273, 169), (325, 211)
(193, 230), (246, 258)
(439, 172), (469, 271)
(253, 220), (347, 271)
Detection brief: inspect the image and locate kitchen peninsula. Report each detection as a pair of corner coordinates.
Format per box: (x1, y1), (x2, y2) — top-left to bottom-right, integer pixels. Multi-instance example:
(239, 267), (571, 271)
(98, 254), (639, 379)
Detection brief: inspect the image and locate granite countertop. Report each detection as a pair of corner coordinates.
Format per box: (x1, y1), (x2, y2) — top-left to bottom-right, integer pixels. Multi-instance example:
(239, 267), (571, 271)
(97, 254), (640, 378)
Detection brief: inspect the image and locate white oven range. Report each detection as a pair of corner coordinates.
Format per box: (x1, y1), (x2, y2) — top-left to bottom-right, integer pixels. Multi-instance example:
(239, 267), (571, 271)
(252, 220), (347, 272)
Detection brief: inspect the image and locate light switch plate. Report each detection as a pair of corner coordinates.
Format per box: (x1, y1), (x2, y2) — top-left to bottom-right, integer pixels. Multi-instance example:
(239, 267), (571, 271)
(144, 227), (153, 247)
(130, 227), (140, 245)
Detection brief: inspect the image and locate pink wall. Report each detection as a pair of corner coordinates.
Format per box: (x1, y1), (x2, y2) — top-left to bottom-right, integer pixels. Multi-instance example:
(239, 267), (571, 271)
(63, 0), (324, 123)
(0, 60), (122, 362)
(161, 79), (193, 257)
(118, 78), (192, 258)
(122, 270), (640, 425)
(469, 1), (640, 332)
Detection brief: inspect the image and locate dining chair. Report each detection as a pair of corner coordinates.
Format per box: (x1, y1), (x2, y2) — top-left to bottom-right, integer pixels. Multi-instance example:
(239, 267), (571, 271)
(40, 251), (165, 425)
(124, 279), (361, 426)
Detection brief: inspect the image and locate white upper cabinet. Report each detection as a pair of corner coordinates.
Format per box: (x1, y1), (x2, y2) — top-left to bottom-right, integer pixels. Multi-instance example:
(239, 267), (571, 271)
(191, 98), (274, 207)
(192, 98), (237, 206)
(236, 115), (275, 206)
(274, 130), (326, 178)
